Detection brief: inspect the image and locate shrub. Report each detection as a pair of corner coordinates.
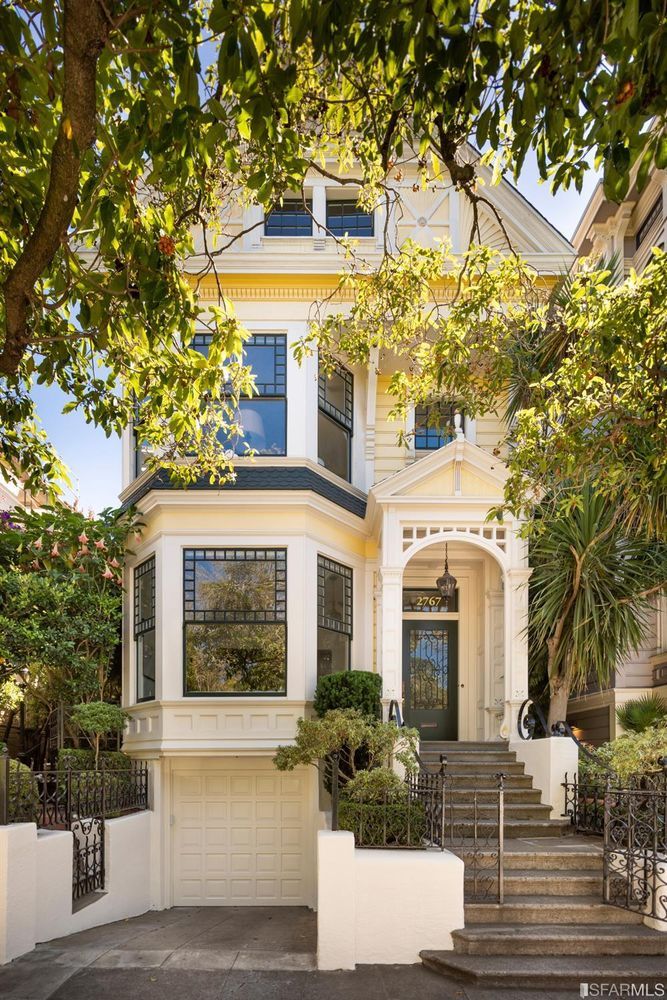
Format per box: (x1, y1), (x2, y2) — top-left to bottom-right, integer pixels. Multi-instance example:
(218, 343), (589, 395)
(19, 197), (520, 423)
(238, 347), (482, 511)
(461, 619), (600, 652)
(578, 742), (615, 784)
(338, 798), (427, 847)
(56, 748), (130, 771)
(8, 759), (40, 823)
(274, 709), (419, 780)
(615, 694), (667, 734)
(343, 766), (407, 803)
(606, 726), (667, 783)
(314, 671), (382, 719)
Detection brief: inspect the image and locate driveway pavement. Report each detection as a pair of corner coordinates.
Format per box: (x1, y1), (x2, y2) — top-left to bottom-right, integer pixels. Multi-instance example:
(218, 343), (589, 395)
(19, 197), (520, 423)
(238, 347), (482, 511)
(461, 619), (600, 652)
(0, 906), (613, 1000)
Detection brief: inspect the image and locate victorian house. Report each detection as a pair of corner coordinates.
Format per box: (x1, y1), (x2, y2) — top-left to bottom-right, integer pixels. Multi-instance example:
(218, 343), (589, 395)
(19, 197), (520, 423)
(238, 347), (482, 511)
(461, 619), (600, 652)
(119, 161), (574, 908)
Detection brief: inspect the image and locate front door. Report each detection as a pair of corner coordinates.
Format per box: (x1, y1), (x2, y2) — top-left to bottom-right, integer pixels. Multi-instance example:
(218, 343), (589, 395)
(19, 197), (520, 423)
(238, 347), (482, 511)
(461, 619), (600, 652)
(402, 620), (458, 741)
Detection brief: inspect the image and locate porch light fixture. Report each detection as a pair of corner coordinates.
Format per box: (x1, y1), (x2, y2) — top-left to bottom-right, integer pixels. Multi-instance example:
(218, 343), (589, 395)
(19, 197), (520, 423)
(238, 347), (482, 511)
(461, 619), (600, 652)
(436, 544), (457, 605)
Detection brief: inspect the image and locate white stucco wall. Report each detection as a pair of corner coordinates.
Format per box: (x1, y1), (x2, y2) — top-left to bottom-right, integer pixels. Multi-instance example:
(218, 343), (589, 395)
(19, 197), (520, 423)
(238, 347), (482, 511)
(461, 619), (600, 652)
(0, 811), (154, 964)
(510, 736), (579, 819)
(317, 830), (464, 970)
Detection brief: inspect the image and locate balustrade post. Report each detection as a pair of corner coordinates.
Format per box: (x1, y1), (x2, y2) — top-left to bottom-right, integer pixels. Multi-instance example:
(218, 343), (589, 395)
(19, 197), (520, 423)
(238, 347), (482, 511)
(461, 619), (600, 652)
(65, 764), (72, 829)
(0, 748), (9, 825)
(496, 772), (506, 904)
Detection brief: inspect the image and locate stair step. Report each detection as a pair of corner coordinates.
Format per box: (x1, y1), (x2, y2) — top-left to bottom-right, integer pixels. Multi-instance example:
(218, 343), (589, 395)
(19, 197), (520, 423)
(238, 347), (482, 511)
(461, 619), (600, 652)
(420, 751), (519, 764)
(449, 788), (543, 804)
(420, 952), (667, 989)
(421, 741), (510, 750)
(445, 773), (535, 789)
(452, 924), (667, 957)
(465, 896), (645, 926)
(448, 802), (552, 819)
(474, 849), (602, 871)
(450, 819), (571, 838)
(424, 761), (526, 775)
(472, 870), (603, 896)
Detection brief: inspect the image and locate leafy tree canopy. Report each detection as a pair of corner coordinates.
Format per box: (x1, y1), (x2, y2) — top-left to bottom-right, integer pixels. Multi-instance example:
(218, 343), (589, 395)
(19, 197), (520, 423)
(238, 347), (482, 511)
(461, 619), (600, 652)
(1, 0), (665, 494)
(0, 502), (140, 711)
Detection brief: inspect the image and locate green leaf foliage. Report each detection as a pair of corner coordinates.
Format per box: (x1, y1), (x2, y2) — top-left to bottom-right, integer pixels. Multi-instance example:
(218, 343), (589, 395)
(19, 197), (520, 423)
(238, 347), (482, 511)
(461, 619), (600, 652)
(2, 1), (666, 493)
(313, 670), (382, 719)
(615, 694), (667, 734)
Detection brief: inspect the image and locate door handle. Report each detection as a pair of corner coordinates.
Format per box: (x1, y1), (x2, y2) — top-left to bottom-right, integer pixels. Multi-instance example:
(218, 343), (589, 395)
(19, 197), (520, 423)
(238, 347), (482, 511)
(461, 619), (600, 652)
(459, 683), (465, 688)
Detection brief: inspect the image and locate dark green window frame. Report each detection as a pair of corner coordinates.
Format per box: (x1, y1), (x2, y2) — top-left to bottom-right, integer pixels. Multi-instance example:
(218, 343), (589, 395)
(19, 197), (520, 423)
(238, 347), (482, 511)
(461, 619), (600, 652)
(134, 556), (156, 702)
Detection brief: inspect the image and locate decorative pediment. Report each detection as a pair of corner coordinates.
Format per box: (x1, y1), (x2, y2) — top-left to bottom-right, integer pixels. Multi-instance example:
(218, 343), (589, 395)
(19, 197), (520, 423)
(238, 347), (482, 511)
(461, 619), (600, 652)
(371, 439), (508, 504)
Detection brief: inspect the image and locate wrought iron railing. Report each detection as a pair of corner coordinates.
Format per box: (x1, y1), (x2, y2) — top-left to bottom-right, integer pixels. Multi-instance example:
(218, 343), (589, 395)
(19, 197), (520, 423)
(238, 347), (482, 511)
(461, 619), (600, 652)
(329, 752), (505, 902)
(563, 769), (667, 836)
(603, 783), (667, 924)
(0, 752), (149, 902)
(2, 756), (149, 827)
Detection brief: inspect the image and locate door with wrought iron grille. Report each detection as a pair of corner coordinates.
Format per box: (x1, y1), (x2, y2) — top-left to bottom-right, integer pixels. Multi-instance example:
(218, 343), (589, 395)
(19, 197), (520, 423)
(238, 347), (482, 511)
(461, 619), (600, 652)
(402, 621), (458, 740)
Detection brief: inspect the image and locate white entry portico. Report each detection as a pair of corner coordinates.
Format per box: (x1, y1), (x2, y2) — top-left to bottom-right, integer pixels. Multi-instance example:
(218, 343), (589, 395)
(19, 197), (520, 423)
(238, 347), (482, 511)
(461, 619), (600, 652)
(369, 435), (531, 742)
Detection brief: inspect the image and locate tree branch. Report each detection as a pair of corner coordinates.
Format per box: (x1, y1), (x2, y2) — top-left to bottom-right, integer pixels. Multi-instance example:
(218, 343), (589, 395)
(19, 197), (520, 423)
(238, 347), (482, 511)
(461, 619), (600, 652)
(0, 0), (114, 376)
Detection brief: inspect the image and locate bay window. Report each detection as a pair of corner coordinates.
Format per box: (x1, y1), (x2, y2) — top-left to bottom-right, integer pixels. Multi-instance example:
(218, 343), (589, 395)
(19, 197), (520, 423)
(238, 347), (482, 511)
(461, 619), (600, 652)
(194, 333), (286, 456)
(318, 360), (353, 481)
(134, 557), (156, 701)
(317, 555), (352, 678)
(184, 548), (287, 695)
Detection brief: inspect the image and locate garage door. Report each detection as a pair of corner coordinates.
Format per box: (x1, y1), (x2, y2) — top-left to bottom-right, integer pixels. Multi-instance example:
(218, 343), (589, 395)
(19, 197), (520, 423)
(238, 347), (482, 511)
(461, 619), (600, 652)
(172, 765), (312, 905)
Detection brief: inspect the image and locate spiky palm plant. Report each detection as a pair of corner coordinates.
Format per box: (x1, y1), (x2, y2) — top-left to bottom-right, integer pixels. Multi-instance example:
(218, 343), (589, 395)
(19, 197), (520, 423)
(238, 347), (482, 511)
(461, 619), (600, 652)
(615, 694), (667, 734)
(529, 486), (666, 728)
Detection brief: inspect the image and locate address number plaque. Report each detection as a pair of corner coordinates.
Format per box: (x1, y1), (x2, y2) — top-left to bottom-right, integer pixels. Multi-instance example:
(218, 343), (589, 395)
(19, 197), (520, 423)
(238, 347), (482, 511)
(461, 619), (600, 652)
(402, 588), (458, 613)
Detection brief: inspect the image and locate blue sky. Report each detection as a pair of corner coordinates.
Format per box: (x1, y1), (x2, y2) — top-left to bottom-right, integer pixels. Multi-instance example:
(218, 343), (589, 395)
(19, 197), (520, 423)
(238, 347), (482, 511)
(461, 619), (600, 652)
(34, 160), (599, 514)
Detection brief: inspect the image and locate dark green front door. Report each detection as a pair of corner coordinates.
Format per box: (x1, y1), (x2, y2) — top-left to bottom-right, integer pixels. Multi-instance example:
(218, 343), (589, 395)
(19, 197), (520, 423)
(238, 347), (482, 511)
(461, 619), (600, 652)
(402, 620), (458, 741)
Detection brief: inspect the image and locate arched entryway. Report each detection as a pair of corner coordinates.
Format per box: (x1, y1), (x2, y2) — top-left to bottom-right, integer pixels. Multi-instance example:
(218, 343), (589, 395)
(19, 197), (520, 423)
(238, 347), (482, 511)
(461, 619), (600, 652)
(399, 536), (505, 741)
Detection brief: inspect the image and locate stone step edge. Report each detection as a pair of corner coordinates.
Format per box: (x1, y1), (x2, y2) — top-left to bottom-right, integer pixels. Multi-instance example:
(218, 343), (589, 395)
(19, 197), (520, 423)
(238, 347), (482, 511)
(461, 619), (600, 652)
(420, 952), (667, 987)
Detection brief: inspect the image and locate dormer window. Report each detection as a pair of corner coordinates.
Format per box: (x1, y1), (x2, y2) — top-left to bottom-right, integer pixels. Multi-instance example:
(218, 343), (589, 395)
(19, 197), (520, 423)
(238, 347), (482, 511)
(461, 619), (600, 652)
(326, 197), (374, 238)
(318, 360), (353, 481)
(264, 197), (312, 237)
(415, 401), (460, 450)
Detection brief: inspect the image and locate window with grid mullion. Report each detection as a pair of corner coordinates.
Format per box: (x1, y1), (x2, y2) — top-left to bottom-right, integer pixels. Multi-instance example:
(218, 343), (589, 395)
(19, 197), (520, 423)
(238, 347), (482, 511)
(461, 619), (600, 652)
(318, 365), (353, 430)
(134, 557), (155, 636)
(317, 556), (352, 635)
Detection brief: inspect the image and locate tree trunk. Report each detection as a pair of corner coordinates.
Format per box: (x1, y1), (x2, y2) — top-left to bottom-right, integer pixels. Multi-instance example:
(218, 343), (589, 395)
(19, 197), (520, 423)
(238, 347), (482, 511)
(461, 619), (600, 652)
(547, 680), (570, 730)
(0, 0), (113, 375)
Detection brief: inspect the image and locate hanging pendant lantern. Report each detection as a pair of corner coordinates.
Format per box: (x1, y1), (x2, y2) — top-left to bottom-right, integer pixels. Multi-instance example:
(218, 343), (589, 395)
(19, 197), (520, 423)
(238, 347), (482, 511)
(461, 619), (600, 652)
(436, 543), (457, 606)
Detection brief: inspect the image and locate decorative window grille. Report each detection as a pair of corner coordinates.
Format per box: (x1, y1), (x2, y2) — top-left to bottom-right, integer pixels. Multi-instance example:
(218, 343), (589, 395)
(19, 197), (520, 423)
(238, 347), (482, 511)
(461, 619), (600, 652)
(414, 401), (460, 450)
(317, 555), (352, 678)
(134, 557), (156, 701)
(318, 360), (353, 481)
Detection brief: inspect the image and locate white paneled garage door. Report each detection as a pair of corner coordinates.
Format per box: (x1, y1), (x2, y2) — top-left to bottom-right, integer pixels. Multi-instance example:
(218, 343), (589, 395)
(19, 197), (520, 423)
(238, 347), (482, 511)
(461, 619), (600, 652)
(172, 763), (312, 905)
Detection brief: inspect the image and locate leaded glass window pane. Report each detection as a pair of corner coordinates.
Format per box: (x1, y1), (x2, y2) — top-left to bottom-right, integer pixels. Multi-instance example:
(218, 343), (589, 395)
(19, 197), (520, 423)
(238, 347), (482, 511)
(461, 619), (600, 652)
(134, 557), (156, 701)
(184, 549), (287, 695)
(317, 556), (352, 678)
(265, 198), (313, 236)
(414, 401), (459, 450)
(193, 334), (286, 456)
(326, 198), (374, 237)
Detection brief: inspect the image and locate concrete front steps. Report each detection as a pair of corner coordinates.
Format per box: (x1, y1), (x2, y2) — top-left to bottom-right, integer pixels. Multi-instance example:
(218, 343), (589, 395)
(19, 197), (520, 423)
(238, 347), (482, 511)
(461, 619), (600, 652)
(420, 740), (571, 838)
(421, 836), (667, 990)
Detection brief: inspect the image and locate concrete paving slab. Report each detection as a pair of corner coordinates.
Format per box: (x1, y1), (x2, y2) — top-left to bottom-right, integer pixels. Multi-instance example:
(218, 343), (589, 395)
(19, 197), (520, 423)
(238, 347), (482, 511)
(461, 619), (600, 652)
(162, 948), (239, 971)
(374, 962), (471, 999)
(234, 950), (317, 971)
(91, 949), (173, 969)
(116, 910), (234, 951)
(50, 967), (230, 1000)
(220, 969), (307, 1000)
(0, 960), (73, 1000)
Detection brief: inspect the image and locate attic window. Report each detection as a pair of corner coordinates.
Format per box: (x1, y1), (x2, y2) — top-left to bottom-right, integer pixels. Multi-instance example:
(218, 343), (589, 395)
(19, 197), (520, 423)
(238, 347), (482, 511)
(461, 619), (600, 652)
(415, 402), (460, 450)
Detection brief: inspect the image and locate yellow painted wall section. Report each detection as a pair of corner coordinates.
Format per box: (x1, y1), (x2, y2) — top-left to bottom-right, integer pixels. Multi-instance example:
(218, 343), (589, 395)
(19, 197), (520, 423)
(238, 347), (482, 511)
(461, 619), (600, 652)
(375, 375), (410, 483)
(137, 502), (370, 558)
(476, 409), (507, 459)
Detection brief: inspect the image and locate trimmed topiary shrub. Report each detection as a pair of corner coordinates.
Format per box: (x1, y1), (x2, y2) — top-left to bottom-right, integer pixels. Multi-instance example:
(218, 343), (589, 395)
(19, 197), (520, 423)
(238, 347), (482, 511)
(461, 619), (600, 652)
(314, 670), (382, 719)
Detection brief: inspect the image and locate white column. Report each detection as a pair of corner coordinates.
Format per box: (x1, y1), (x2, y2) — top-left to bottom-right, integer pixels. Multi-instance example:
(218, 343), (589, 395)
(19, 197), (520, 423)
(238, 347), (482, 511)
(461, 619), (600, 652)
(379, 566), (403, 708)
(500, 567), (532, 740)
(242, 204), (263, 250)
(312, 183), (327, 244)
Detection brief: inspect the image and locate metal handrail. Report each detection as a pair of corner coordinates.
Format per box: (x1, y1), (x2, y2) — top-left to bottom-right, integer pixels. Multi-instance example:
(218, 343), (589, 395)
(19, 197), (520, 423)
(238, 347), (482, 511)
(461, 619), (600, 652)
(517, 698), (613, 771)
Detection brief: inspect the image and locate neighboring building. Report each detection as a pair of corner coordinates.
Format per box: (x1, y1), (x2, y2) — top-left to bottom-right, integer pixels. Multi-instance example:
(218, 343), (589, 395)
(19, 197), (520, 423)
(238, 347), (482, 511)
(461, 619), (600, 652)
(119, 159), (573, 909)
(570, 165), (667, 744)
